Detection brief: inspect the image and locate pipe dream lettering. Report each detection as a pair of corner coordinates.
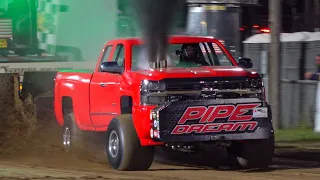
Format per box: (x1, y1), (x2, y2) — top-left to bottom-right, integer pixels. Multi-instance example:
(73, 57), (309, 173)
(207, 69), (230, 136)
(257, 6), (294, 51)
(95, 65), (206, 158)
(171, 103), (261, 135)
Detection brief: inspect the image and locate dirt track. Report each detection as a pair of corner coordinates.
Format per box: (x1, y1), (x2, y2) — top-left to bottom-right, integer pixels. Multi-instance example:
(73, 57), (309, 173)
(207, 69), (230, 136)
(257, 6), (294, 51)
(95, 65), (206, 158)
(0, 102), (320, 179)
(0, 154), (320, 180)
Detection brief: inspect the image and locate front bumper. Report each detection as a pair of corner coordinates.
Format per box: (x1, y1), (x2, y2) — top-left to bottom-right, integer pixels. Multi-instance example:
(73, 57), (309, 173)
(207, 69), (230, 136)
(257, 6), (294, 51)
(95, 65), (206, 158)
(150, 98), (273, 143)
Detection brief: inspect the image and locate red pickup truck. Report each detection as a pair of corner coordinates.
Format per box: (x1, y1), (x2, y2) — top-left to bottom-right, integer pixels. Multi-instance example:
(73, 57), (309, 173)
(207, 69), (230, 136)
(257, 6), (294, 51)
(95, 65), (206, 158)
(54, 36), (274, 171)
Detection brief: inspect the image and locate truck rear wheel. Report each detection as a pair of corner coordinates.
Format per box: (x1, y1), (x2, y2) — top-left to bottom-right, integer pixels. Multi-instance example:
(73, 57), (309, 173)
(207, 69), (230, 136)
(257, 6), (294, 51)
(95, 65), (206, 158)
(106, 114), (155, 171)
(62, 112), (82, 152)
(227, 135), (275, 169)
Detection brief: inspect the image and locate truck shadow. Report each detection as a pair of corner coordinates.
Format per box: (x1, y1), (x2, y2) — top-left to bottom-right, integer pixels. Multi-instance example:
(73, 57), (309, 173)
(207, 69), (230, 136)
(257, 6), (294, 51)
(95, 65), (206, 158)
(151, 146), (320, 172)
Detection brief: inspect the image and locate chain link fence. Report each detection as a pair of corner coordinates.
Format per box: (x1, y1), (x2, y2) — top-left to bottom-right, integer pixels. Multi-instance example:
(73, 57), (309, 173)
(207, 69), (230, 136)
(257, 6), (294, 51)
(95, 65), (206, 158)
(280, 79), (317, 129)
(264, 78), (318, 129)
(243, 32), (320, 80)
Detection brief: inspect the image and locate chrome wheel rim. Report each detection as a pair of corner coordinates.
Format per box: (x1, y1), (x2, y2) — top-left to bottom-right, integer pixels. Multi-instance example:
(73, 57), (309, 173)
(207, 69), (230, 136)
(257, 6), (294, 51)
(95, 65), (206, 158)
(63, 126), (71, 150)
(108, 130), (119, 158)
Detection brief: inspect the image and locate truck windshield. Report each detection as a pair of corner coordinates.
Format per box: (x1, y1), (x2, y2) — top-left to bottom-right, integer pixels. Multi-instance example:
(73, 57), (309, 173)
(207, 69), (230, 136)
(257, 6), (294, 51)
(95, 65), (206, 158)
(131, 42), (234, 70)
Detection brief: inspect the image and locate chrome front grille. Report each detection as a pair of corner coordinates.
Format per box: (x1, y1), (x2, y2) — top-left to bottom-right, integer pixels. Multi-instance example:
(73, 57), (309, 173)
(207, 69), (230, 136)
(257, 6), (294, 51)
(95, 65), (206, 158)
(163, 77), (255, 91)
(161, 77), (262, 99)
(166, 80), (250, 91)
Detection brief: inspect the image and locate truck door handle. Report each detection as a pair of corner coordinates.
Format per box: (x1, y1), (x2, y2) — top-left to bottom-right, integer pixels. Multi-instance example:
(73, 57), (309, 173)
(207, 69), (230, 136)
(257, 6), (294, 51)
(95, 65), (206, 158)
(100, 83), (107, 87)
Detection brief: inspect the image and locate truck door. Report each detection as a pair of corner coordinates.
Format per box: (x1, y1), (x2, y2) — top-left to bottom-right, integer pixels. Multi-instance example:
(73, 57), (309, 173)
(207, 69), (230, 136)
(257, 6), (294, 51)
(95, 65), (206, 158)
(89, 43), (124, 128)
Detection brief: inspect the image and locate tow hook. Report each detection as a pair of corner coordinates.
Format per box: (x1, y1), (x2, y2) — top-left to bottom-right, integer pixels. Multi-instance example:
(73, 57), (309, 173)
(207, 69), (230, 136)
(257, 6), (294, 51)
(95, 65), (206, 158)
(166, 144), (196, 153)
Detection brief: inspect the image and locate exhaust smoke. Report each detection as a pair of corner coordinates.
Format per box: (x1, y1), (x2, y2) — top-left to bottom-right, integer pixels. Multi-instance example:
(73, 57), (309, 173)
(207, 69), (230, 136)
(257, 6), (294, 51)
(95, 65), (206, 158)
(132, 0), (186, 69)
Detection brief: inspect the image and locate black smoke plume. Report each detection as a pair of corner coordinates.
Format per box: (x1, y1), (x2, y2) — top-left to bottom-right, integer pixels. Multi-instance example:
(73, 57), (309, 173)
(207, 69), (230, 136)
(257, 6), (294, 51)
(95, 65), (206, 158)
(132, 0), (186, 67)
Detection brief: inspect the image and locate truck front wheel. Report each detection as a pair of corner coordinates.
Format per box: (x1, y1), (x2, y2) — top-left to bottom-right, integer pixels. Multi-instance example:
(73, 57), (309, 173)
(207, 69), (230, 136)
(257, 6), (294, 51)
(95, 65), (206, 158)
(227, 135), (275, 169)
(106, 115), (155, 171)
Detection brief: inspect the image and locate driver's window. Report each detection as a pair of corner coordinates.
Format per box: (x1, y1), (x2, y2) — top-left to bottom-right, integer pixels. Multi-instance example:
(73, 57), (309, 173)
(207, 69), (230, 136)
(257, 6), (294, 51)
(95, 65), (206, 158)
(111, 44), (125, 67)
(98, 45), (113, 72)
(101, 45), (113, 64)
(168, 44), (182, 65)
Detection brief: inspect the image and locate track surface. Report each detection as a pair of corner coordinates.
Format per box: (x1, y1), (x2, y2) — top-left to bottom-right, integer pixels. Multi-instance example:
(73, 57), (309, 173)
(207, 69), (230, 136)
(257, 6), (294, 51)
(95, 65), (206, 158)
(0, 107), (320, 179)
(1, 155), (320, 180)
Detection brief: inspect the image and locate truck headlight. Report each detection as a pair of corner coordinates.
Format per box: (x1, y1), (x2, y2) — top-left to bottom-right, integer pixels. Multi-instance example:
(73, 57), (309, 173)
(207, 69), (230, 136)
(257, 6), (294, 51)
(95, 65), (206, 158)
(246, 77), (266, 102)
(140, 80), (167, 105)
(141, 96), (167, 105)
(248, 92), (264, 99)
(140, 80), (166, 94)
(247, 78), (263, 88)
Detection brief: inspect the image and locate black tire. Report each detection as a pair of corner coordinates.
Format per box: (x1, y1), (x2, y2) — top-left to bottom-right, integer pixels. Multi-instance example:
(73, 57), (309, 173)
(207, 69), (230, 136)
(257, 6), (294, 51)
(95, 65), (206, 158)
(62, 112), (82, 152)
(227, 135), (275, 169)
(106, 114), (155, 171)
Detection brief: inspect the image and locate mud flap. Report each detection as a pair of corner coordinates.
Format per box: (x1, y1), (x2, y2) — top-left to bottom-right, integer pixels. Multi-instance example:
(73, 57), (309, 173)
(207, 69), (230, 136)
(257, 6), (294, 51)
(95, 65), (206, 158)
(21, 71), (57, 99)
(21, 71), (58, 117)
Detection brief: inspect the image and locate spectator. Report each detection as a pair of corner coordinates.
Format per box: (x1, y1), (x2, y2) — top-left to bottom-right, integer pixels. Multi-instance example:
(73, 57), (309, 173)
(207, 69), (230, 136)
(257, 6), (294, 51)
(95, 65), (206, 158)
(305, 54), (320, 80)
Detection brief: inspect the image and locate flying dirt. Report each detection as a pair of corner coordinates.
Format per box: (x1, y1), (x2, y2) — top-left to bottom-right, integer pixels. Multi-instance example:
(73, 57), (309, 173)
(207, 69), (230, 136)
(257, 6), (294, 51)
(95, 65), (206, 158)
(132, 0), (185, 68)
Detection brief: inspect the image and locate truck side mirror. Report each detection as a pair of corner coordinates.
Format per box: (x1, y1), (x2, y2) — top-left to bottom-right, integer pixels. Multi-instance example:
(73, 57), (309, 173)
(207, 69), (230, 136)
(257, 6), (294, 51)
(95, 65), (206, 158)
(100, 62), (123, 74)
(237, 57), (253, 69)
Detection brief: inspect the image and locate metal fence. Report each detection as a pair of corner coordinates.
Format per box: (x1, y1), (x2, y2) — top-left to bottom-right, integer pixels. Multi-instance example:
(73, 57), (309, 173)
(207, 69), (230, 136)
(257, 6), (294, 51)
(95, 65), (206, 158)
(263, 78), (318, 129)
(244, 40), (320, 80)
